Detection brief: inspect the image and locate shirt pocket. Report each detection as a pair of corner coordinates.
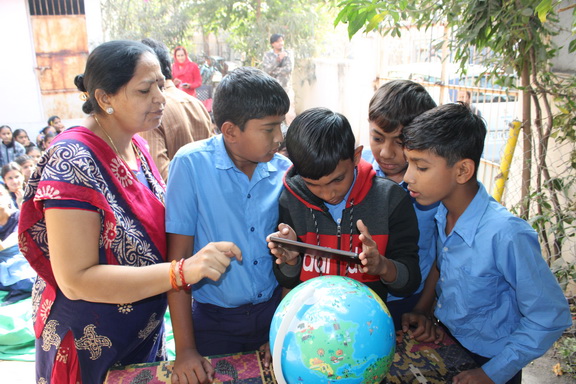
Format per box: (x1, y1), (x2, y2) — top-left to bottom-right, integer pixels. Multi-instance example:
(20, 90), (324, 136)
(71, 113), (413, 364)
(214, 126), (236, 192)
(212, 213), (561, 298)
(458, 270), (501, 313)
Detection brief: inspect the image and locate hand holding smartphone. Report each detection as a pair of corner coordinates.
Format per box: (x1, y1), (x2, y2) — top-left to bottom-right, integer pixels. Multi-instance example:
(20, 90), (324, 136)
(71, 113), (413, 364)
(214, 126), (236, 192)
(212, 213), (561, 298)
(269, 236), (361, 264)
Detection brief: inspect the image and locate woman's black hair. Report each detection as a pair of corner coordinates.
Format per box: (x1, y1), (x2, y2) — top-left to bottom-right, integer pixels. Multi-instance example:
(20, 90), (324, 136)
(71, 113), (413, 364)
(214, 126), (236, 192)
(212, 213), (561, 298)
(74, 40), (155, 115)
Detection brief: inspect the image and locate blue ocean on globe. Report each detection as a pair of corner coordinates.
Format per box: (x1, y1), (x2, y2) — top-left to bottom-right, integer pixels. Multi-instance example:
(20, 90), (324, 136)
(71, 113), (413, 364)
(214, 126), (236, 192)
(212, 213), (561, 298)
(270, 276), (395, 384)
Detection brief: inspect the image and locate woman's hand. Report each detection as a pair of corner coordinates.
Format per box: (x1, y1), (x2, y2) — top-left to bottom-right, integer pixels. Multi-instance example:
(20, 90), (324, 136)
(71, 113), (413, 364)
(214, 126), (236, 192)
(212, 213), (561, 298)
(183, 242), (241, 285)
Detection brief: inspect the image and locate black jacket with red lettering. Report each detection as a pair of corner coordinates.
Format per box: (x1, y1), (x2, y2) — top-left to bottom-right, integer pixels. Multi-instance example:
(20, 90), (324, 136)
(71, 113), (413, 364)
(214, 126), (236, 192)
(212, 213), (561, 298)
(273, 159), (421, 303)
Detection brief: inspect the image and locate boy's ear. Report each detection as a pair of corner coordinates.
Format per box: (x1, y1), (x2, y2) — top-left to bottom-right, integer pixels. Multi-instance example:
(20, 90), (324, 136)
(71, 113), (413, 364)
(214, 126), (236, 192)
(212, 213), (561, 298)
(455, 158), (476, 184)
(353, 146), (364, 165)
(221, 122), (240, 142)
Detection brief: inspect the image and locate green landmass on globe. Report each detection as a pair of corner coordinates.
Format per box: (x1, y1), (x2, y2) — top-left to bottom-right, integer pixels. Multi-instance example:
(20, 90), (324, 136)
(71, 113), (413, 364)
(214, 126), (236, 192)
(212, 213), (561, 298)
(293, 316), (394, 382)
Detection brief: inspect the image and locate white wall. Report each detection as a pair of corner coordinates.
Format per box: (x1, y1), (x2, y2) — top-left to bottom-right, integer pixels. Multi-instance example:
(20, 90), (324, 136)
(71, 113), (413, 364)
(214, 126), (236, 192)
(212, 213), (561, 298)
(293, 34), (379, 148)
(0, 0), (44, 135)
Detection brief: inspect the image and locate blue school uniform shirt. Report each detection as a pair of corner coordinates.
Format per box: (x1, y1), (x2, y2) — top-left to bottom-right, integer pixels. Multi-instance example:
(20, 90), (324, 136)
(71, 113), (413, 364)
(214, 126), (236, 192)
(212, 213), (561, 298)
(434, 182), (571, 384)
(165, 134), (291, 308)
(361, 149), (437, 300)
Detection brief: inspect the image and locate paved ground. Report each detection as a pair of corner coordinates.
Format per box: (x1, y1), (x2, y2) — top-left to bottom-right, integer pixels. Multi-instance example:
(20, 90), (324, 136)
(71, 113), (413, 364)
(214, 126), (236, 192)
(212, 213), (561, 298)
(2, 348), (575, 383)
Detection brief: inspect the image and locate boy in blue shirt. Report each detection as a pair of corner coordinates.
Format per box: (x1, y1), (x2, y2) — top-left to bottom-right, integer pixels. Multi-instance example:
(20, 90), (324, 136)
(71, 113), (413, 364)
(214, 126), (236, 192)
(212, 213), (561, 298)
(165, 67), (291, 382)
(402, 102), (572, 384)
(268, 107), (421, 307)
(362, 80), (438, 330)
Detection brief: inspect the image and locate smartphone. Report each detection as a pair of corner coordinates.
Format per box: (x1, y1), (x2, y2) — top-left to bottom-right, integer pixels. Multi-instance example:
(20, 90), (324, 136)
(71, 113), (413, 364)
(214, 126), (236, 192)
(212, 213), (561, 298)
(269, 236), (361, 264)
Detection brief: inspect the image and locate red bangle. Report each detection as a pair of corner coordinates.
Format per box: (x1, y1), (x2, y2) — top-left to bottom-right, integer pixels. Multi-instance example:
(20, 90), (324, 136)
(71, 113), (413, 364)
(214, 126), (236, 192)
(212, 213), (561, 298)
(178, 258), (190, 291)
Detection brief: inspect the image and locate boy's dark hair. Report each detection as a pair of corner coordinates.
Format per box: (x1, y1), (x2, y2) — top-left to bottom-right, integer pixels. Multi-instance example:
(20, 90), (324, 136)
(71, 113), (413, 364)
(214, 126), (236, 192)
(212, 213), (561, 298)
(141, 38), (173, 80)
(270, 33), (284, 45)
(212, 67), (289, 131)
(402, 103), (487, 172)
(369, 80), (437, 133)
(286, 107), (356, 180)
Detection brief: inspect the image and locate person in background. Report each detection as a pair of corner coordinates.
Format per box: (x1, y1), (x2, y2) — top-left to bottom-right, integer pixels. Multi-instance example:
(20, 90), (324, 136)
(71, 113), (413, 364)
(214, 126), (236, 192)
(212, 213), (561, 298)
(43, 132), (57, 149)
(457, 89), (482, 117)
(14, 155), (35, 184)
(197, 55), (217, 112)
(172, 46), (202, 98)
(261, 33), (295, 124)
(361, 79), (438, 331)
(36, 125), (57, 152)
(1, 162), (25, 208)
(165, 67), (290, 381)
(401, 103), (572, 384)
(0, 125), (26, 167)
(19, 39), (240, 384)
(25, 146), (42, 165)
(140, 38), (212, 181)
(0, 185), (35, 306)
(13, 129), (36, 151)
(47, 115), (66, 133)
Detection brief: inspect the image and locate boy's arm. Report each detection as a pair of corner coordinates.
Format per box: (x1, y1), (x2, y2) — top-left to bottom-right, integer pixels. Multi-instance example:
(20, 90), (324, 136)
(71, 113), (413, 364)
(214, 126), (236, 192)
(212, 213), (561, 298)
(271, 197), (302, 289)
(383, 193), (421, 297)
(475, 230), (572, 384)
(167, 233), (214, 384)
(401, 261), (445, 343)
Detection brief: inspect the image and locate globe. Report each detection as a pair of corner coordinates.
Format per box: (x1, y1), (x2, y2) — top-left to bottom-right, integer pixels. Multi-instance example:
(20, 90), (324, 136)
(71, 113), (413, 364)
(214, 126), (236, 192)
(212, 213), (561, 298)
(270, 276), (395, 384)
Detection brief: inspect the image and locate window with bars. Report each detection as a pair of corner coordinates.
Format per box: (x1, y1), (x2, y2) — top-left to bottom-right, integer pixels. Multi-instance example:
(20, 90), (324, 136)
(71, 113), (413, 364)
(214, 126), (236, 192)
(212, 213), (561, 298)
(28, 0), (85, 16)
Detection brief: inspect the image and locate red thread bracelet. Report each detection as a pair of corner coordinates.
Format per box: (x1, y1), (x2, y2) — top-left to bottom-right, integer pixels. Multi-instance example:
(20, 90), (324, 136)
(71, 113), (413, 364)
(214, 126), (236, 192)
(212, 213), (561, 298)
(178, 258), (190, 291)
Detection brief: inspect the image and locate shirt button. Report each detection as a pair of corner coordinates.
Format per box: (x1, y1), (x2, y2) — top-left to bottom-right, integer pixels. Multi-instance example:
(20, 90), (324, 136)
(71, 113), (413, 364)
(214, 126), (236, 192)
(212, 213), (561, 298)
(253, 260), (258, 265)
(247, 193), (251, 198)
(437, 302), (442, 308)
(258, 293), (262, 298)
(250, 227), (255, 232)
(443, 247), (448, 252)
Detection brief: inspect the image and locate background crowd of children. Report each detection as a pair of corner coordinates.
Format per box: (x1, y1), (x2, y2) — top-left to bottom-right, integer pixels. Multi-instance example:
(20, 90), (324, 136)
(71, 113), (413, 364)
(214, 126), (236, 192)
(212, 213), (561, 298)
(0, 115), (66, 305)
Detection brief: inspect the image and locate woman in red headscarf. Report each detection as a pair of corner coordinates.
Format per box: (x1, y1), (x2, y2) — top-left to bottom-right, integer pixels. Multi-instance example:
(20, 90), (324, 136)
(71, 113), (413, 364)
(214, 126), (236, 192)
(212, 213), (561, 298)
(172, 46), (202, 97)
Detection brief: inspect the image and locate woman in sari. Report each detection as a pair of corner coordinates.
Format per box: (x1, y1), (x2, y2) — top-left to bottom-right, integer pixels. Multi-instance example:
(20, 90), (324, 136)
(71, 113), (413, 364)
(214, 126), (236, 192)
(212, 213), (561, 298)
(18, 40), (240, 384)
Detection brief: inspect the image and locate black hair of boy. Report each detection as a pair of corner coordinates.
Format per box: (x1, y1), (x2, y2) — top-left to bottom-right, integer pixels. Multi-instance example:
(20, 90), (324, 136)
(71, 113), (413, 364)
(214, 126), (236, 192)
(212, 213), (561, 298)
(212, 67), (289, 132)
(286, 107), (356, 180)
(369, 80), (437, 132)
(402, 102), (487, 174)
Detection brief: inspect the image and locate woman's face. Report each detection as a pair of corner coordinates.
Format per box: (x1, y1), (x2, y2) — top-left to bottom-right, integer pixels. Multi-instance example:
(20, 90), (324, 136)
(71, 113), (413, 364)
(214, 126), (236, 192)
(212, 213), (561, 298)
(15, 131), (31, 147)
(175, 49), (187, 64)
(3, 170), (24, 193)
(0, 128), (12, 144)
(106, 52), (166, 134)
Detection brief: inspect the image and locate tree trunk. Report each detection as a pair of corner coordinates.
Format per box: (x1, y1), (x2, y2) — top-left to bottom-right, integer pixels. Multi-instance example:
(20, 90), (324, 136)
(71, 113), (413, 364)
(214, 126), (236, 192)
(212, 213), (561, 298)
(520, 60), (532, 219)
